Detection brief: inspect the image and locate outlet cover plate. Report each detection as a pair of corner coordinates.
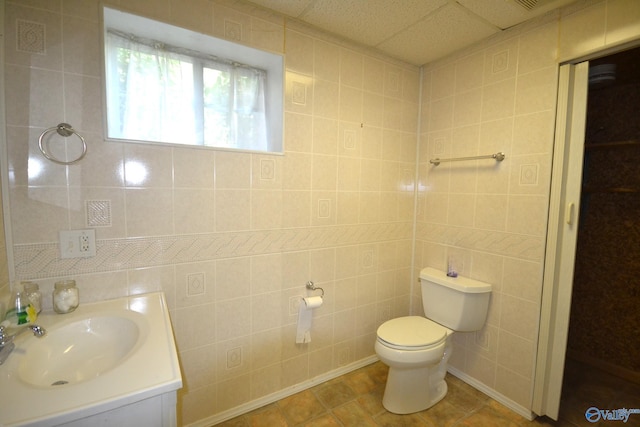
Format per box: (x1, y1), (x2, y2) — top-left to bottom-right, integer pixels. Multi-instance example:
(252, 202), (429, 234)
(59, 229), (96, 258)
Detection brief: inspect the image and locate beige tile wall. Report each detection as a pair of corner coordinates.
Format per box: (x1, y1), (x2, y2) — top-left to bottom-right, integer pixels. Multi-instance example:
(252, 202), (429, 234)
(415, 0), (640, 411)
(3, 0), (640, 424)
(3, 0), (417, 424)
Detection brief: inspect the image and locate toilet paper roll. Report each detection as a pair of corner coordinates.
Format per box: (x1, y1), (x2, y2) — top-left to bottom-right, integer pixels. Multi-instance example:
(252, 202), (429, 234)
(303, 296), (323, 308)
(295, 296), (323, 344)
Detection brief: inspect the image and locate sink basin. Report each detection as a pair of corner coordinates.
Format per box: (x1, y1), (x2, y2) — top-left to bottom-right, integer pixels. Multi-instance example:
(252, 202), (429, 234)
(0, 292), (182, 427)
(18, 315), (141, 387)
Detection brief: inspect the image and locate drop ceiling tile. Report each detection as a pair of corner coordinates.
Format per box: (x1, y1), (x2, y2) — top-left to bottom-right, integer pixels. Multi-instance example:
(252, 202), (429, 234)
(457, 0), (533, 29)
(377, 3), (499, 65)
(458, 0), (578, 29)
(245, 0), (578, 66)
(299, 0), (448, 46)
(246, 0), (315, 17)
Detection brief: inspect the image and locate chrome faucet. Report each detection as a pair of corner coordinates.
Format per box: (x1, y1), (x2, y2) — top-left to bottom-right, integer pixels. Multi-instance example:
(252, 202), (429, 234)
(0, 323), (46, 365)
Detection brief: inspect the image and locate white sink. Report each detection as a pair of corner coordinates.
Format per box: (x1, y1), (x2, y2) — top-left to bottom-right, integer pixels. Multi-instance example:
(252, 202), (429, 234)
(18, 315), (141, 387)
(0, 292), (182, 427)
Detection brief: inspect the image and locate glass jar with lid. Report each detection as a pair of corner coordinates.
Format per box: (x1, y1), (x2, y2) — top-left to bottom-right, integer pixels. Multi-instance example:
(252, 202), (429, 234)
(53, 280), (79, 314)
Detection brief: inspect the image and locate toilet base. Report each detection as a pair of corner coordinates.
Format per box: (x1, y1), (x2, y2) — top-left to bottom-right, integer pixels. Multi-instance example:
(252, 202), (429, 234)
(381, 365), (447, 414)
(377, 335), (453, 414)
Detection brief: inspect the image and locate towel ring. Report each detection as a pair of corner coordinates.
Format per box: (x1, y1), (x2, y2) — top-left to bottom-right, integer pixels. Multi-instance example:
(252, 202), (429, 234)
(38, 123), (87, 165)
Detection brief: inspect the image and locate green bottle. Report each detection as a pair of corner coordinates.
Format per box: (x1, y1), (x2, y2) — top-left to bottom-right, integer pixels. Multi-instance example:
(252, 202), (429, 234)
(4, 282), (37, 326)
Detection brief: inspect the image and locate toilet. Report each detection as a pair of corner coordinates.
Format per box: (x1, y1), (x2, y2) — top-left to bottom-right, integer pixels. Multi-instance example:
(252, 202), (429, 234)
(375, 267), (492, 414)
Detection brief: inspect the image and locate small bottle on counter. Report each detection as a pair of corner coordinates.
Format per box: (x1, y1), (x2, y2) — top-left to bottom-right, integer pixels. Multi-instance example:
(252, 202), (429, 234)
(4, 282), (38, 326)
(22, 281), (42, 314)
(53, 280), (79, 314)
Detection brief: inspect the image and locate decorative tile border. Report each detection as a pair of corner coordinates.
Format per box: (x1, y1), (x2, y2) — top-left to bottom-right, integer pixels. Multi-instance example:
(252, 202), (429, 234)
(14, 223), (413, 279)
(416, 223), (545, 261)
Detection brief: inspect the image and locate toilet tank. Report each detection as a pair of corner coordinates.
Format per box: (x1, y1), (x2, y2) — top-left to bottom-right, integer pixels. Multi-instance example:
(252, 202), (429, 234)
(420, 267), (492, 332)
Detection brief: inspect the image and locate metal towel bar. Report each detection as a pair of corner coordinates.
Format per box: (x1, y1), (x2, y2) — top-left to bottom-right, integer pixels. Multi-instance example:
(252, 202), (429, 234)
(430, 152), (505, 166)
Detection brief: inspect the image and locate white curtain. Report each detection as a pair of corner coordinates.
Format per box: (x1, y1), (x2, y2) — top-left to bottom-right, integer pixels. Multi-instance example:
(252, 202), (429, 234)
(231, 66), (267, 150)
(105, 31), (268, 149)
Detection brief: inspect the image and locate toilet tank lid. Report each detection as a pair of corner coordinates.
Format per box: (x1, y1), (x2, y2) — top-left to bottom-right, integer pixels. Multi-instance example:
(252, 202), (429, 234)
(419, 267), (492, 293)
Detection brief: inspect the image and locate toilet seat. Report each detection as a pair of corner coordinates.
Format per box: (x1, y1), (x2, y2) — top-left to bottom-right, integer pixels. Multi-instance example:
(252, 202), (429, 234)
(377, 316), (448, 351)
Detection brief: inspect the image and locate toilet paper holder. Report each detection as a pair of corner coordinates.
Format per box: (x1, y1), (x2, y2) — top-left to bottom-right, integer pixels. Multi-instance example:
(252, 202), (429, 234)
(305, 281), (324, 298)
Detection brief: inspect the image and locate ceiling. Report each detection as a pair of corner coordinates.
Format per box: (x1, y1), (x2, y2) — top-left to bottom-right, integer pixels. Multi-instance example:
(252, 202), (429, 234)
(245, 0), (577, 66)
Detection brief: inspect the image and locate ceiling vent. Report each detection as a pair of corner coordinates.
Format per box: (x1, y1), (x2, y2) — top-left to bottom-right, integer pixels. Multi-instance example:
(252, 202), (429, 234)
(512, 0), (575, 11)
(514, 0), (539, 10)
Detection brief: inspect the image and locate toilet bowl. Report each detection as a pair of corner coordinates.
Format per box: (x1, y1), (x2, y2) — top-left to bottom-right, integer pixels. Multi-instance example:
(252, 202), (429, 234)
(375, 267), (491, 414)
(375, 316), (452, 414)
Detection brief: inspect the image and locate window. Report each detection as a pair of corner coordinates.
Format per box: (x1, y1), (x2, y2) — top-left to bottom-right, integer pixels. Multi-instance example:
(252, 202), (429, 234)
(103, 7), (283, 153)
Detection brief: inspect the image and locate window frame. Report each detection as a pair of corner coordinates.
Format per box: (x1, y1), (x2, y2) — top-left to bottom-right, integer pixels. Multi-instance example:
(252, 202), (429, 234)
(102, 6), (284, 154)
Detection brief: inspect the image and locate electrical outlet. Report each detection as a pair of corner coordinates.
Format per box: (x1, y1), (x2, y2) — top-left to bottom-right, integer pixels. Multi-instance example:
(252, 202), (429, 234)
(59, 229), (96, 259)
(80, 234), (90, 252)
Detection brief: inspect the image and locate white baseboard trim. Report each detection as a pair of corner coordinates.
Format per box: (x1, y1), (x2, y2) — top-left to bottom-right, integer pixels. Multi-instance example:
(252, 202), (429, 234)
(185, 355), (379, 427)
(447, 367), (535, 421)
(186, 357), (535, 426)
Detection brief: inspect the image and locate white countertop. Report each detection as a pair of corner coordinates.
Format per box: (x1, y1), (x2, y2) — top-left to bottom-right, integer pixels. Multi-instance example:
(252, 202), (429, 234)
(0, 292), (182, 427)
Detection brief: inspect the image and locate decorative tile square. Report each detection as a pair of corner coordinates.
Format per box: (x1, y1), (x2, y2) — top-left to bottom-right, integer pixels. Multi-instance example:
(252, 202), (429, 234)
(492, 50), (509, 74)
(361, 250), (374, 269)
(17, 19), (46, 54)
(187, 272), (205, 296)
(386, 71), (400, 94)
(292, 81), (307, 105)
(226, 347), (242, 369)
(343, 129), (356, 150)
(260, 159), (275, 181)
(318, 199), (331, 218)
(224, 19), (242, 41)
(86, 200), (112, 227)
(433, 137), (446, 155)
(520, 164), (539, 185)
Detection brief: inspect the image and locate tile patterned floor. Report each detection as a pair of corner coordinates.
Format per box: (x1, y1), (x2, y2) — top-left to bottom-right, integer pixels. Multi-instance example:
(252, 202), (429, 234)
(216, 359), (640, 426)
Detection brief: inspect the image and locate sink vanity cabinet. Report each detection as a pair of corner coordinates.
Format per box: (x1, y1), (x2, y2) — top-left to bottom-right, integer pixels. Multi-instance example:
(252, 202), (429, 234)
(53, 392), (178, 427)
(0, 292), (182, 427)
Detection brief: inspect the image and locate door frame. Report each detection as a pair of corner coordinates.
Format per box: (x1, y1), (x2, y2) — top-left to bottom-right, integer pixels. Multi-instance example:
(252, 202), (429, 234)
(532, 61), (589, 420)
(533, 39), (640, 419)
